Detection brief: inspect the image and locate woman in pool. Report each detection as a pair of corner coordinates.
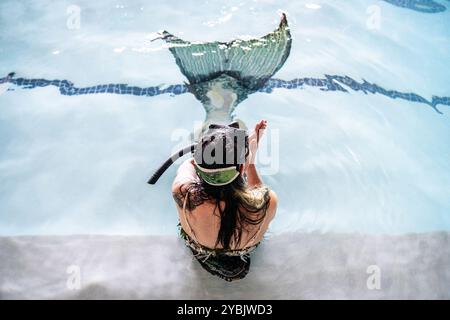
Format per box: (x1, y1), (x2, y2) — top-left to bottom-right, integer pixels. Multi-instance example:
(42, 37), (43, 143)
(155, 14), (290, 281)
(172, 120), (278, 281)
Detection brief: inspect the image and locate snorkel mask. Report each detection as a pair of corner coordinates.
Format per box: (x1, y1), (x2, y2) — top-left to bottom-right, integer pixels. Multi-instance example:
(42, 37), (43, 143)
(148, 122), (248, 185)
(193, 162), (240, 186)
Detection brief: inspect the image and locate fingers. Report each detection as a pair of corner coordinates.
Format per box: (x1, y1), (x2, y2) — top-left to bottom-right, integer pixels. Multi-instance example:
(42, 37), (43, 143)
(255, 120), (267, 144)
(255, 120), (267, 131)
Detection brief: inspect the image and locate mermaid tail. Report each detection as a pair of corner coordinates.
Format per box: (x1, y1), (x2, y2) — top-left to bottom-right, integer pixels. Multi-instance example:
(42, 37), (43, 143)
(159, 14), (292, 127)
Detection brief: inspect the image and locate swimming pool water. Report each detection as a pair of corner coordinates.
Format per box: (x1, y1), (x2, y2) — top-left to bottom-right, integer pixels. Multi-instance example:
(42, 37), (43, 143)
(0, 0), (449, 236)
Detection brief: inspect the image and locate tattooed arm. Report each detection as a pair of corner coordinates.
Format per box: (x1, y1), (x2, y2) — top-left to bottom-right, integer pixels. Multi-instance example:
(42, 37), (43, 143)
(172, 158), (197, 187)
(172, 158), (205, 210)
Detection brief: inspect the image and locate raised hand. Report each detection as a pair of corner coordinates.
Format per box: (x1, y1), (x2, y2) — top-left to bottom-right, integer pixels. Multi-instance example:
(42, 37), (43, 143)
(246, 120), (267, 167)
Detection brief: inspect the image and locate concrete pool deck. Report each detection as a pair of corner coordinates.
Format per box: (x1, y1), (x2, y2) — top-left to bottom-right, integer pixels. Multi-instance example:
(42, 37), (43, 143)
(0, 232), (449, 299)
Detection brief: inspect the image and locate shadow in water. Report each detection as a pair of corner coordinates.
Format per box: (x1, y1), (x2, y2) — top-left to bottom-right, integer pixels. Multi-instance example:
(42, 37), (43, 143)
(1, 72), (449, 114)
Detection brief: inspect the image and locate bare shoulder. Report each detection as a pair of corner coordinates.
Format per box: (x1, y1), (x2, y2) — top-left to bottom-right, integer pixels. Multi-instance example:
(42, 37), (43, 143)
(268, 189), (278, 204)
(172, 182), (209, 211)
(267, 189), (278, 220)
(172, 184), (187, 209)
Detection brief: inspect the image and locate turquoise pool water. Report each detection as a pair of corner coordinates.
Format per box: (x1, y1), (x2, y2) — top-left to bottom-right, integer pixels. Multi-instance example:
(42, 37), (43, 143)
(0, 0), (449, 236)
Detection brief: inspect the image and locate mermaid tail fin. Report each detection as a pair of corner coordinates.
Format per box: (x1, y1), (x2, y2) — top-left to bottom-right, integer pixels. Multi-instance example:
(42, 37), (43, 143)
(159, 14), (291, 128)
(160, 13), (291, 90)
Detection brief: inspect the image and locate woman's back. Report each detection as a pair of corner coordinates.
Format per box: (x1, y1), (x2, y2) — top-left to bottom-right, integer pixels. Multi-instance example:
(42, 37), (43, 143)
(174, 187), (277, 250)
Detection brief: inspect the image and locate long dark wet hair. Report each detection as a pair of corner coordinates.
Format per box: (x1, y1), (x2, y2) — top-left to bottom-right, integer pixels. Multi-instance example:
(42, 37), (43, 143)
(185, 125), (271, 249)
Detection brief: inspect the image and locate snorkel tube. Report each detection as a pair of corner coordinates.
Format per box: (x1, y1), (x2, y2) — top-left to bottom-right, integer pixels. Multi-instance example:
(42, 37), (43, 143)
(147, 143), (196, 184)
(147, 121), (246, 185)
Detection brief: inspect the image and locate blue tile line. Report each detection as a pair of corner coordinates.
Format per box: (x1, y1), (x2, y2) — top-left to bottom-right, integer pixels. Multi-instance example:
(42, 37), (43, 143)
(0, 73), (188, 98)
(383, 0), (449, 13)
(1, 72), (449, 115)
(383, 0), (446, 13)
(260, 76), (449, 114)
